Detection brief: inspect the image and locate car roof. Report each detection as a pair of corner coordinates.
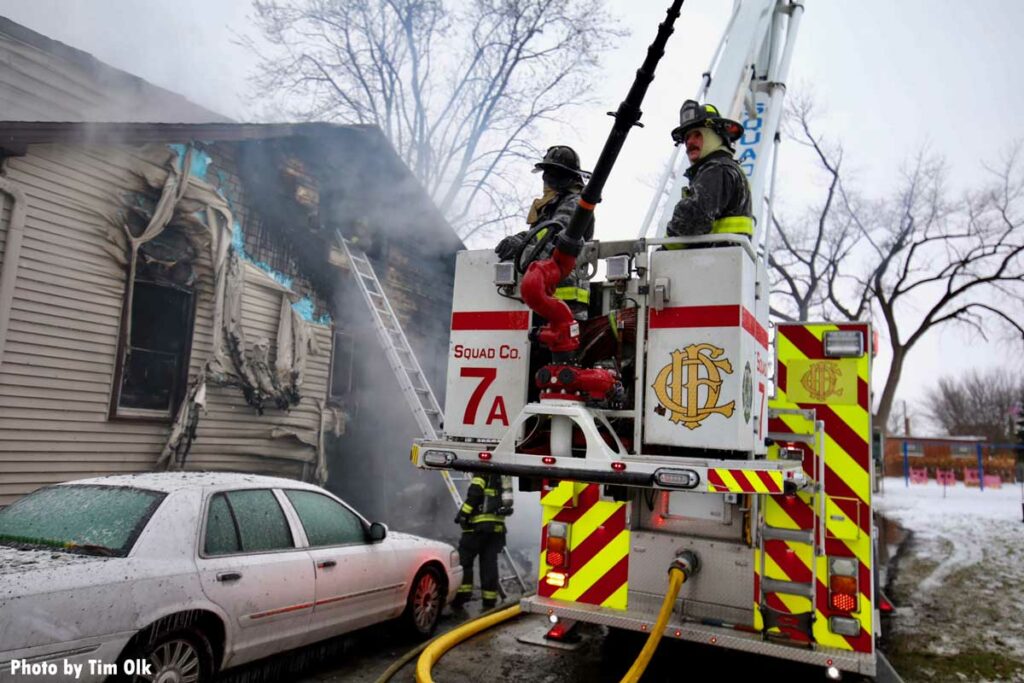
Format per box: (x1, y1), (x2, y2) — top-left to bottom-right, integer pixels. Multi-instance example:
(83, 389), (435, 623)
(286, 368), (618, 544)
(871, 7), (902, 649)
(56, 471), (325, 494)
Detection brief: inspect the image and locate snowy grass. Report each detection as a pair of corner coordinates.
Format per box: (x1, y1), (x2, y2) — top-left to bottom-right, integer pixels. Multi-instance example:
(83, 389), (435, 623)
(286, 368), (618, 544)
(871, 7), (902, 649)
(876, 477), (1024, 682)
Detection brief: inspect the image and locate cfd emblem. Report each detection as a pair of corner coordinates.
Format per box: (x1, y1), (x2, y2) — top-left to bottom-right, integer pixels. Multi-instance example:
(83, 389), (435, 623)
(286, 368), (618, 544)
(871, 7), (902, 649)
(652, 344), (735, 430)
(800, 361), (844, 401)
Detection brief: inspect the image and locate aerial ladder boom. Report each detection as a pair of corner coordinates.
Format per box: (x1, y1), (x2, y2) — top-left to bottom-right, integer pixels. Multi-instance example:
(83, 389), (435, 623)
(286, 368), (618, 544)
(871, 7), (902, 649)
(640, 0), (804, 252)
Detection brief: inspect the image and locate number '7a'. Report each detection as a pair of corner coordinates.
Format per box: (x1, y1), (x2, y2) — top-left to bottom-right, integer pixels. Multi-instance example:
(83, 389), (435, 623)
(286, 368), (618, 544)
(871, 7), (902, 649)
(460, 367), (509, 426)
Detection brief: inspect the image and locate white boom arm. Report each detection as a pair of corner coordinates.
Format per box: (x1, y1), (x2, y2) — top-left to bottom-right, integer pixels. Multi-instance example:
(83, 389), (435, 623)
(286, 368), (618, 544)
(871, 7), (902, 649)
(639, 0), (804, 251)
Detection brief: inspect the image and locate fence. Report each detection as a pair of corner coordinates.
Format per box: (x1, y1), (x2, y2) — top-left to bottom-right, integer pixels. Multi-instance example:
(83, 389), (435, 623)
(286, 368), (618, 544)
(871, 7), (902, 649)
(882, 437), (1023, 491)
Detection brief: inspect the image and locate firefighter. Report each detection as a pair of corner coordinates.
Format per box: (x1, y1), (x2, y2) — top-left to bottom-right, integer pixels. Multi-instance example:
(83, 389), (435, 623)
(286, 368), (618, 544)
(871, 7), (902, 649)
(452, 473), (513, 609)
(665, 100), (753, 241)
(494, 145), (594, 320)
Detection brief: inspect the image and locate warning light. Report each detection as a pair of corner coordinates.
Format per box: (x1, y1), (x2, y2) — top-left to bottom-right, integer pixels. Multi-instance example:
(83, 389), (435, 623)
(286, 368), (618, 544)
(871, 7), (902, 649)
(542, 456), (557, 465)
(545, 571), (567, 587)
(478, 451), (492, 461)
(709, 636), (717, 644)
(830, 593), (857, 612)
(611, 461), (627, 472)
(674, 630), (682, 637)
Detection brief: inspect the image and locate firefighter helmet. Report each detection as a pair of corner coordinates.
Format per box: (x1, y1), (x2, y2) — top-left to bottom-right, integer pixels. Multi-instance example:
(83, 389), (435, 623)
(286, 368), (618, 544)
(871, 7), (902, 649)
(671, 100), (744, 145)
(533, 145), (590, 180)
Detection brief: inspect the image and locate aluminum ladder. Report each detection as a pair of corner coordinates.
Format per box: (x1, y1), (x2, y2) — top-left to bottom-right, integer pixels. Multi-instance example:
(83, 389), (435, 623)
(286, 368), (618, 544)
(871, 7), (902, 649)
(337, 233), (527, 595)
(757, 408), (825, 642)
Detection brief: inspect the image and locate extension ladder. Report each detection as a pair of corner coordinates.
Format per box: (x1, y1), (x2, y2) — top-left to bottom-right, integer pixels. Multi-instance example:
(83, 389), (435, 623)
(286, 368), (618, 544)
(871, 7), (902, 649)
(337, 233), (527, 595)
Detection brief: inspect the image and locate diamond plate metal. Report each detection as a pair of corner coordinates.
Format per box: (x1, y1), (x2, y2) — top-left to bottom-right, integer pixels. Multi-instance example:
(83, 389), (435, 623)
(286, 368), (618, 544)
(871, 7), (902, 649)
(520, 595), (877, 676)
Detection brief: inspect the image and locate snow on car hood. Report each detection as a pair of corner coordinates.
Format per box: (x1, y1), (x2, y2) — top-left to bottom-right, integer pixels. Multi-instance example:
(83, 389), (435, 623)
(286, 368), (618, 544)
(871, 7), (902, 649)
(387, 530), (455, 550)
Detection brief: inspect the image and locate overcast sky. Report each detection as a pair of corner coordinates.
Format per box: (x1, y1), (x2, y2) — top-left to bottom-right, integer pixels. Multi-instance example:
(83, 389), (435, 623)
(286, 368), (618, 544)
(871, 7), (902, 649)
(1, 0), (1021, 427)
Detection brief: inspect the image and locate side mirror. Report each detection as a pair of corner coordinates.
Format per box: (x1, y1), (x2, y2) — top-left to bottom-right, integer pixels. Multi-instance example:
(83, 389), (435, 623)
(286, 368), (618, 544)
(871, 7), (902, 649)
(368, 522), (387, 542)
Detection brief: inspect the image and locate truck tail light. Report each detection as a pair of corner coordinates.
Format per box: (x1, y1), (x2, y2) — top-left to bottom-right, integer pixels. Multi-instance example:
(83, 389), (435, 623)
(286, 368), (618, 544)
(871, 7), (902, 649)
(546, 522), (568, 569)
(544, 522), (569, 588)
(828, 557), (858, 613)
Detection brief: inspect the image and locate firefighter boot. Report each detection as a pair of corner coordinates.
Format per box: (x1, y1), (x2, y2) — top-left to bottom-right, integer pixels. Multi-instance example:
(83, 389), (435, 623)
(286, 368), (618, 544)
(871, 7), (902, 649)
(451, 586), (472, 609)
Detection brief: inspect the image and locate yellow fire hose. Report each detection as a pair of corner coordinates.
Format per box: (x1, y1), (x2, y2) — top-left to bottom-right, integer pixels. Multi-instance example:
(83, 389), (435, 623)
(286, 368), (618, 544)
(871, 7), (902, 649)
(619, 566), (687, 683)
(413, 551), (697, 683)
(414, 604), (522, 683)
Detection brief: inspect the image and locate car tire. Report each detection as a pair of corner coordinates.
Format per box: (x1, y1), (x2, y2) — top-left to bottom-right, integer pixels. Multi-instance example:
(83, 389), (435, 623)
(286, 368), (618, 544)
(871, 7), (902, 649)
(402, 565), (444, 639)
(115, 627), (214, 683)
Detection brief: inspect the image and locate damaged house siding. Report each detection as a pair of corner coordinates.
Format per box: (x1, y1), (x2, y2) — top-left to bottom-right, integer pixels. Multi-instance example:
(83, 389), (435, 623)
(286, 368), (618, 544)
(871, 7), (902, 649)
(0, 142), (331, 505)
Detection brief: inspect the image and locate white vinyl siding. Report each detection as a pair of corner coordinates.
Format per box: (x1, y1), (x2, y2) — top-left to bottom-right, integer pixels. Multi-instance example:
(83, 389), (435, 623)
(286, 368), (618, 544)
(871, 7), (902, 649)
(0, 144), (330, 504)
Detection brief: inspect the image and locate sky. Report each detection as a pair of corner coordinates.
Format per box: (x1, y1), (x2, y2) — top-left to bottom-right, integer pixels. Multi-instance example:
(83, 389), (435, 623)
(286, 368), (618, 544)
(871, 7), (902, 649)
(1, 0), (1021, 428)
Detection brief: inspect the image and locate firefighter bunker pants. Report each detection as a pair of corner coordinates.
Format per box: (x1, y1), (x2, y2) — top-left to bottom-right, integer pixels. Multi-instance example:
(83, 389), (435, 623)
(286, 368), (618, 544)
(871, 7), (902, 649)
(457, 531), (505, 603)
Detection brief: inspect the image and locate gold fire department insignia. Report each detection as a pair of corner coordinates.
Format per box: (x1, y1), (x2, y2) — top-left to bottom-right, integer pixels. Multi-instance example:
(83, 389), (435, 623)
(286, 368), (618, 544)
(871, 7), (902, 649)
(652, 344), (735, 430)
(800, 361), (844, 402)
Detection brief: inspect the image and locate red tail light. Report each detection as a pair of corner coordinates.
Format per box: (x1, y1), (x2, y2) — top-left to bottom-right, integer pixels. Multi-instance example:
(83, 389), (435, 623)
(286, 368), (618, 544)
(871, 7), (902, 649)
(546, 535), (567, 569)
(829, 575), (858, 612)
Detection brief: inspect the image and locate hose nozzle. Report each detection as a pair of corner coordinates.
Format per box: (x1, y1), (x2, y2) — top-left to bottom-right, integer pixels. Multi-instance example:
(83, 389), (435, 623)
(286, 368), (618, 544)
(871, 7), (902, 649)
(670, 550), (700, 580)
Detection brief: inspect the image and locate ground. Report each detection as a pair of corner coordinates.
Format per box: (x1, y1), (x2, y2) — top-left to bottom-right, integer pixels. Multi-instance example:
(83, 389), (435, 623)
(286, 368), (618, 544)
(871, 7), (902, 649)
(876, 476), (1024, 682)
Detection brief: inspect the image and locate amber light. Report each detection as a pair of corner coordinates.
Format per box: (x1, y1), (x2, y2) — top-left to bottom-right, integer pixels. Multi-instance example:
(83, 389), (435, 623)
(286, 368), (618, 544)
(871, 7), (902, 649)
(830, 575), (857, 595)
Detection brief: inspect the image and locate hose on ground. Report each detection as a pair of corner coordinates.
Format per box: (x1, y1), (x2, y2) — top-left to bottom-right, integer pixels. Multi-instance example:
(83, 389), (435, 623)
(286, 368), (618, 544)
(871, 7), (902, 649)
(415, 604), (523, 683)
(375, 601), (520, 683)
(619, 566), (687, 683)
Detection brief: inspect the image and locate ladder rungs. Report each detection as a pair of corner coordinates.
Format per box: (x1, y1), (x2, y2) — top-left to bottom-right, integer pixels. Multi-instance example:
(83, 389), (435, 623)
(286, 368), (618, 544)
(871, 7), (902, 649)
(761, 578), (814, 599)
(762, 526), (814, 544)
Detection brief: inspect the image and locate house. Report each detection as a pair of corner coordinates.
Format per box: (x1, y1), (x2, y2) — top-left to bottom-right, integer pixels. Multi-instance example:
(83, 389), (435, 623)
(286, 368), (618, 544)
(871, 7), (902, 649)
(0, 19), (464, 535)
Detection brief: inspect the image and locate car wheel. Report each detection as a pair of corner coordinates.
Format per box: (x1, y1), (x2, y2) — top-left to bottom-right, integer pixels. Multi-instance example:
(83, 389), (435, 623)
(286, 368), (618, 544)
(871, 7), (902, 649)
(119, 628), (214, 683)
(402, 565), (444, 639)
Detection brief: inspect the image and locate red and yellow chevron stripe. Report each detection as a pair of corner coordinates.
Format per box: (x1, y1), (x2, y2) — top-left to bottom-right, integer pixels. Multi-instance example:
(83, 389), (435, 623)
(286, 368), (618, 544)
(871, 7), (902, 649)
(758, 323), (874, 654)
(537, 481), (629, 610)
(707, 468), (783, 493)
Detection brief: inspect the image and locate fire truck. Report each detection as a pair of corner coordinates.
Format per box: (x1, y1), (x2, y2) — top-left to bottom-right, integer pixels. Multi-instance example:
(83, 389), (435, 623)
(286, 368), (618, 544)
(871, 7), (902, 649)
(409, 0), (886, 679)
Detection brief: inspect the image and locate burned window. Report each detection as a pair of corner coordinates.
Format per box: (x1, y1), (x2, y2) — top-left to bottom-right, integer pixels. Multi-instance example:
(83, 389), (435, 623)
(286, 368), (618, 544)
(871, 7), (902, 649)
(111, 225), (197, 419)
(329, 331), (355, 400)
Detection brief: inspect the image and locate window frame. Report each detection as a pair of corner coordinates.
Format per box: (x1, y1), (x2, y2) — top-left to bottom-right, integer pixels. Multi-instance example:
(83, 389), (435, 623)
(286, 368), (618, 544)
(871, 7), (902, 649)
(198, 488), (299, 559)
(109, 249), (197, 422)
(327, 329), (355, 404)
(281, 488), (372, 549)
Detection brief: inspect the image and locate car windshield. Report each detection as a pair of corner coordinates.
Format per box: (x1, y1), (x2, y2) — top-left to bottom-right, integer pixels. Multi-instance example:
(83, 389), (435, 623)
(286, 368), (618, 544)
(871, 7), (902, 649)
(0, 485), (166, 557)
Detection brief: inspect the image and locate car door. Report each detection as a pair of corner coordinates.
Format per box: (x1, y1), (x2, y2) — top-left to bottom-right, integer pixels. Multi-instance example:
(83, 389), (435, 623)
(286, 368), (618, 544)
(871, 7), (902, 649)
(280, 489), (402, 641)
(196, 488), (315, 667)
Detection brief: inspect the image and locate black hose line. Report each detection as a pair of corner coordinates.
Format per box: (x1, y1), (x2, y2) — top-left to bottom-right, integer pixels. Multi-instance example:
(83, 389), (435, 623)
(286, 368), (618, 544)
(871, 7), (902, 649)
(558, 0), (686, 257)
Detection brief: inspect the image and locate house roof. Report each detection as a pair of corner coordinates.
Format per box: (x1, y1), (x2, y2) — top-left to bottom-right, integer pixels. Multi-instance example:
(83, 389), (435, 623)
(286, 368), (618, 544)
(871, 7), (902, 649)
(0, 15), (231, 124)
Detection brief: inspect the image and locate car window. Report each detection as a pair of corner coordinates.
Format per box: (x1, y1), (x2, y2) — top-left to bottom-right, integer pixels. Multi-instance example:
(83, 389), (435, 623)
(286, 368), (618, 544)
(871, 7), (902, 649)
(284, 490), (366, 547)
(215, 489), (293, 553)
(204, 493), (240, 556)
(0, 485), (165, 557)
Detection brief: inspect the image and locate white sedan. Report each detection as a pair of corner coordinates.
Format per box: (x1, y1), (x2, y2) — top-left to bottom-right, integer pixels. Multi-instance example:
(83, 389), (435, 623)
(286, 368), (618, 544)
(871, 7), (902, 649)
(0, 472), (462, 683)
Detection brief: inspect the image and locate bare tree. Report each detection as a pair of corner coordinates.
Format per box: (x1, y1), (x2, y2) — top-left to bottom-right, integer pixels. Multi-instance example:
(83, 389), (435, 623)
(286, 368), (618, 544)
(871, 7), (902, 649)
(247, 0), (624, 239)
(926, 369), (1024, 443)
(770, 95), (1024, 429)
(768, 95), (862, 321)
(830, 145), (1024, 429)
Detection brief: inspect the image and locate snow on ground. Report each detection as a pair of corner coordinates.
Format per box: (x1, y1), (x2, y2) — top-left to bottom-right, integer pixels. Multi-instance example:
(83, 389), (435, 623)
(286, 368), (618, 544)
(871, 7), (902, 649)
(876, 477), (1024, 682)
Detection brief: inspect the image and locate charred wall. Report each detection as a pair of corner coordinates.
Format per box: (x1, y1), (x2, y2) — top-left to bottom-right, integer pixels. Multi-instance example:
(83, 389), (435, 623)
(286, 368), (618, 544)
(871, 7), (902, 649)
(0, 140), (332, 504)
